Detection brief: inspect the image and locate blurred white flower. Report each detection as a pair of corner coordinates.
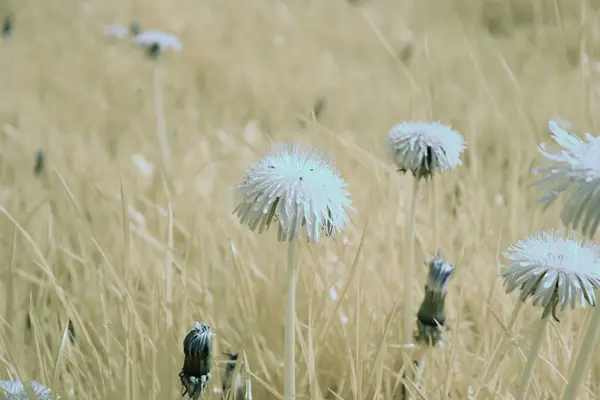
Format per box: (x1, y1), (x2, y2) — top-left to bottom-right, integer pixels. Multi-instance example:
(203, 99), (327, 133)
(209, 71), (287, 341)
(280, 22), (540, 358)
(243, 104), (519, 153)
(533, 120), (600, 238)
(131, 154), (154, 178)
(501, 230), (600, 319)
(0, 380), (57, 399)
(385, 121), (466, 180)
(103, 24), (128, 39)
(133, 30), (182, 56)
(233, 143), (353, 243)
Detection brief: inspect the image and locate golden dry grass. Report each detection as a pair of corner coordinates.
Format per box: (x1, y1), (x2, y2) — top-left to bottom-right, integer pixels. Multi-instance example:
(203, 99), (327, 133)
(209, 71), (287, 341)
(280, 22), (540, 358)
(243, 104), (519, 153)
(1, 0), (600, 398)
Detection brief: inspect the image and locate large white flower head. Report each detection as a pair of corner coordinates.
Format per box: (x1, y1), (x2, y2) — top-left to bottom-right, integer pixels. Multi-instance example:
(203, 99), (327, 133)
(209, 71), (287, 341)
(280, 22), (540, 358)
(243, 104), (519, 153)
(501, 230), (600, 320)
(233, 143), (352, 244)
(0, 380), (57, 399)
(385, 121), (466, 180)
(533, 120), (600, 238)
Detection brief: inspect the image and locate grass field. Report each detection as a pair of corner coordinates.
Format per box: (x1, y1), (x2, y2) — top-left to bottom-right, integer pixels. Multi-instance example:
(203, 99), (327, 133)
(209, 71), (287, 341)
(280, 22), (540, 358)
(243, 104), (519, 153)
(1, 0), (600, 398)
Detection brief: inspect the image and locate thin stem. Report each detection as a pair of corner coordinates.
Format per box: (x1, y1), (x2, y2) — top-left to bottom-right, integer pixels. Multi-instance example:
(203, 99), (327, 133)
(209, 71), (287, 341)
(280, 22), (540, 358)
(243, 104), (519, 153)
(404, 178), (420, 343)
(475, 301), (524, 399)
(284, 240), (298, 400)
(414, 348), (428, 388)
(561, 302), (600, 400)
(515, 312), (550, 400)
(431, 180), (438, 250)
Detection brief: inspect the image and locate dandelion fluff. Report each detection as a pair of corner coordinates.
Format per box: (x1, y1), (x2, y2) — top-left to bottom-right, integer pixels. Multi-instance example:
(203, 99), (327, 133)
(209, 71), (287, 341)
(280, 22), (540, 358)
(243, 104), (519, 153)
(385, 121), (466, 180)
(501, 230), (600, 318)
(533, 120), (600, 238)
(233, 143), (352, 244)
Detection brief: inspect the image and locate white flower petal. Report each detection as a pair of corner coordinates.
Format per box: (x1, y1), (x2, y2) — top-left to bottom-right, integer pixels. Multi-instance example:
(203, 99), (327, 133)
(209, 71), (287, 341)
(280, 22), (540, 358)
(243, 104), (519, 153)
(534, 120), (600, 237)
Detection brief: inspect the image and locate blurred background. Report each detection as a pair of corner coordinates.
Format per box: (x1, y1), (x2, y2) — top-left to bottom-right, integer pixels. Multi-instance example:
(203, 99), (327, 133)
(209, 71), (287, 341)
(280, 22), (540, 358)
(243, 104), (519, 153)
(0, 0), (599, 398)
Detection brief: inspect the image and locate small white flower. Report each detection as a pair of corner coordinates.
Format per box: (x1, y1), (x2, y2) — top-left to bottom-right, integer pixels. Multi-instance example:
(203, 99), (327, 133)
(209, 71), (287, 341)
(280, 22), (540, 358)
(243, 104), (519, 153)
(233, 143), (352, 243)
(501, 230), (600, 319)
(533, 120), (600, 238)
(385, 121), (466, 180)
(133, 30), (182, 56)
(103, 24), (128, 39)
(0, 380), (57, 399)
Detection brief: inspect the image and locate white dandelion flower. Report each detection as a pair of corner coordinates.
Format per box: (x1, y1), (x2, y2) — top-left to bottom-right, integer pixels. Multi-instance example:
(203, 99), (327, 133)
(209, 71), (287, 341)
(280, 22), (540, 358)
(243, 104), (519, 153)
(533, 120), (600, 238)
(233, 143), (352, 244)
(0, 380), (57, 399)
(103, 24), (128, 39)
(385, 121), (466, 180)
(501, 230), (600, 319)
(133, 30), (182, 57)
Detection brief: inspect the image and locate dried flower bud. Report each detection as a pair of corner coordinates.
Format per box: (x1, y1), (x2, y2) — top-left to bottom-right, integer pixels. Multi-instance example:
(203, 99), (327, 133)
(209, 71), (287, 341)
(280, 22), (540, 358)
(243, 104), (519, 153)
(415, 251), (454, 346)
(179, 322), (214, 399)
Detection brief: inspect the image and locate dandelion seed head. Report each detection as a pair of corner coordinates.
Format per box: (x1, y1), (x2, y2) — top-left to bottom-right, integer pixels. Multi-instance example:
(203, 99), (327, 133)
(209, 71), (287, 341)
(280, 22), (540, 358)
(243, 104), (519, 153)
(385, 121), (466, 180)
(534, 120), (600, 237)
(501, 230), (600, 318)
(233, 143), (353, 244)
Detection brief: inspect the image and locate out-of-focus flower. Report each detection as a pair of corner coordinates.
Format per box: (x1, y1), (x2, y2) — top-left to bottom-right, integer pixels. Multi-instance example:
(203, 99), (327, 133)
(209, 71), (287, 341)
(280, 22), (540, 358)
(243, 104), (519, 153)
(533, 120), (600, 238)
(233, 143), (353, 243)
(415, 251), (455, 346)
(501, 230), (600, 321)
(0, 380), (57, 399)
(103, 24), (128, 39)
(179, 322), (215, 399)
(385, 121), (466, 180)
(133, 30), (182, 58)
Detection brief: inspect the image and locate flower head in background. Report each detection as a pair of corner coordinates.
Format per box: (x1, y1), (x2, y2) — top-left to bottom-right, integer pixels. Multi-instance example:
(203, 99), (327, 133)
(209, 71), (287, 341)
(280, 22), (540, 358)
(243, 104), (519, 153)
(179, 322), (215, 399)
(133, 30), (182, 58)
(533, 120), (600, 238)
(385, 121), (466, 180)
(415, 251), (455, 346)
(0, 379), (57, 399)
(103, 24), (128, 40)
(501, 230), (600, 321)
(233, 143), (353, 243)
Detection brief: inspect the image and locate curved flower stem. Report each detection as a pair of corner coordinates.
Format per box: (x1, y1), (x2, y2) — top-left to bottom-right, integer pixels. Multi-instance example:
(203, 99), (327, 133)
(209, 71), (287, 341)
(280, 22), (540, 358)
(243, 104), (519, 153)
(561, 302), (600, 400)
(284, 240), (298, 400)
(475, 301), (523, 399)
(515, 312), (550, 400)
(404, 178), (420, 343)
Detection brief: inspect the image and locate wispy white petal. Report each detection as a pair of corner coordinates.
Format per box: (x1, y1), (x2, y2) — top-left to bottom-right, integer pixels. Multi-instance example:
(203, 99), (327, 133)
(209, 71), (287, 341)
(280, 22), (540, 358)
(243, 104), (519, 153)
(533, 120), (600, 237)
